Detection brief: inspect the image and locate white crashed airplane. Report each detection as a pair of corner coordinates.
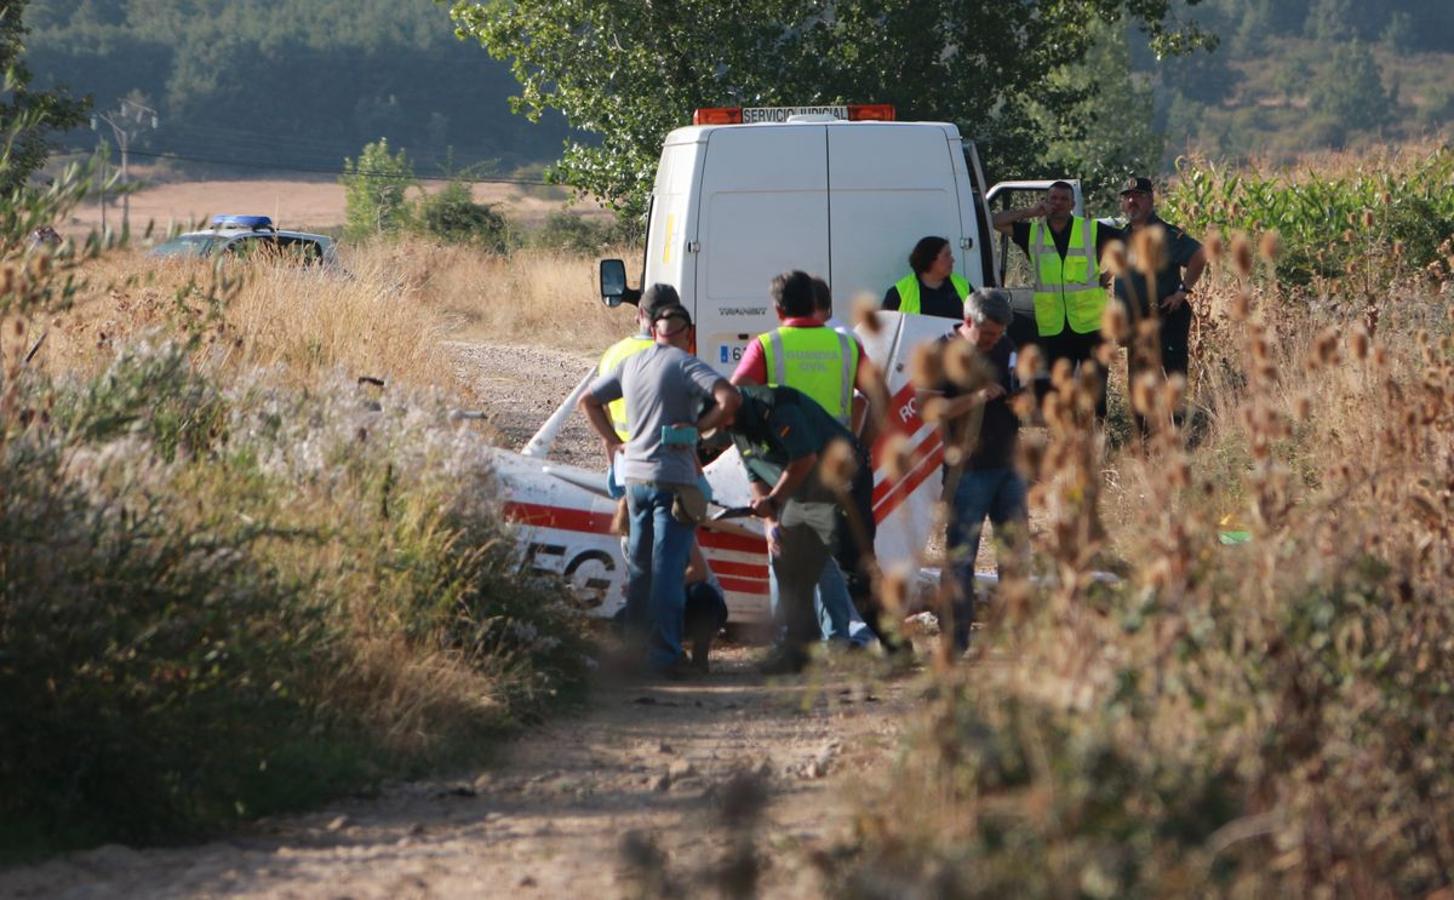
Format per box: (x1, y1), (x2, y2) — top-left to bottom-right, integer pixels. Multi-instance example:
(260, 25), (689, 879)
(487, 311), (976, 625)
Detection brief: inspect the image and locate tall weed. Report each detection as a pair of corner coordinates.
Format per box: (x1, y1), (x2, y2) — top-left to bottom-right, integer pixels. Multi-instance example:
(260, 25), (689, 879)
(839, 242), (1454, 895)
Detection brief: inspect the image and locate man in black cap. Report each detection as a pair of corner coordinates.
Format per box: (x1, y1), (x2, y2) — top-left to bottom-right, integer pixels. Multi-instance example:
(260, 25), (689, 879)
(581, 301), (740, 677)
(1113, 176), (1207, 434)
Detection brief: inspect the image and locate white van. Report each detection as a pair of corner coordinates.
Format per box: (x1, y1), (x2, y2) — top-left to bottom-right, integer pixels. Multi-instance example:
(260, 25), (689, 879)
(599, 105), (1081, 370)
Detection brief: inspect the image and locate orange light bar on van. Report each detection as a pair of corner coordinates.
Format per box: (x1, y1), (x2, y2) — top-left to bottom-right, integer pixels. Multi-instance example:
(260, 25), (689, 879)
(693, 107), (744, 125)
(847, 104), (896, 121)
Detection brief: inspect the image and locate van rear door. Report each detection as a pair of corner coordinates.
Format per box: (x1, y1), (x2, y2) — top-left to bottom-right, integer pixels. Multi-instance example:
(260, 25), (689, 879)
(694, 125), (829, 375)
(827, 124), (981, 308)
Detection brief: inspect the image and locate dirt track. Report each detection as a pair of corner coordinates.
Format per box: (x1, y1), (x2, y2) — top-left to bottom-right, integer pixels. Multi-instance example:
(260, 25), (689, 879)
(447, 341), (603, 468)
(0, 651), (909, 899)
(0, 343), (919, 899)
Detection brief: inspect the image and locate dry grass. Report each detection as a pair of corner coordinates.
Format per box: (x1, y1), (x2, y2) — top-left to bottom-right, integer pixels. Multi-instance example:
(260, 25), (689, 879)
(30, 238), (634, 397)
(393, 241), (638, 353)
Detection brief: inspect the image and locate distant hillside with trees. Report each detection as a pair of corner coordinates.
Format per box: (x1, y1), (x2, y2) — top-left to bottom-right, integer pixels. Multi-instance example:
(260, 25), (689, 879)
(1135, 0), (1454, 164)
(23, 0), (1454, 189)
(26, 0), (569, 178)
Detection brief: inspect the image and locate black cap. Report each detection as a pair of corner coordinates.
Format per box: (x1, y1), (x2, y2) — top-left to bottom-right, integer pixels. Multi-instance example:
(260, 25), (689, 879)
(1119, 176), (1154, 195)
(639, 283), (680, 318)
(652, 303), (693, 327)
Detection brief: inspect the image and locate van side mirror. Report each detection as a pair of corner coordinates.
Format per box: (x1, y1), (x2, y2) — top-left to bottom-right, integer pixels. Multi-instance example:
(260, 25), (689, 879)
(599, 258), (628, 307)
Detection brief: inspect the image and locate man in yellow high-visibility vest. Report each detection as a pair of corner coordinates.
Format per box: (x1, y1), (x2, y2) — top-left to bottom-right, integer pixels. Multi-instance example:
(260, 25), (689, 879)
(881, 236), (972, 319)
(731, 270), (888, 655)
(993, 181), (1124, 415)
(597, 284), (682, 441)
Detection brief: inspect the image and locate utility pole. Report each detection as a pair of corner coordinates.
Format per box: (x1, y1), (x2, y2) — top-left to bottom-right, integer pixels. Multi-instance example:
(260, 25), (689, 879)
(91, 98), (159, 236)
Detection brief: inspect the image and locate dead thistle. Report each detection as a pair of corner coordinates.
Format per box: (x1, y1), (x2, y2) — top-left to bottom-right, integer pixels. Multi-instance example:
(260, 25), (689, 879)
(1133, 225), (1168, 279)
(1103, 239), (1128, 278)
(820, 437), (858, 494)
(1015, 343), (1045, 384)
(909, 341), (943, 389)
(881, 432), (912, 483)
(1230, 232), (1254, 279)
(1100, 299), (1130, 343)
(943, 339), (989, 389)
(1230, 290), (1252, 322)
(1348, 326), (1371, 362)
(853, 295), (882, 337)
(1205, 230), (1225, 264)
(1258, 230), (1281, 264)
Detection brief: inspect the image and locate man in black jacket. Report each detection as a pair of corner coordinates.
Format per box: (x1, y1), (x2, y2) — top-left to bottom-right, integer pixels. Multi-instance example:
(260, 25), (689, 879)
(922, 288), (1029, 652)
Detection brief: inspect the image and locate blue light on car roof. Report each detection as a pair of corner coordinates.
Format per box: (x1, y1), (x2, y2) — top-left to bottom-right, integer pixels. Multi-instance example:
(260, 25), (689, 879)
(211, 214), (274, 230)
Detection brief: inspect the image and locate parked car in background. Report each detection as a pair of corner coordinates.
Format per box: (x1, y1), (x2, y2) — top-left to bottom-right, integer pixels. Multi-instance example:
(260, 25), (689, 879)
(150, 215), (338, 267)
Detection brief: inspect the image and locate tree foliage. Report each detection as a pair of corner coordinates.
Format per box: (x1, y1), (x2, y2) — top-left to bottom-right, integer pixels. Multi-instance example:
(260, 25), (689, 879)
(413, 180), (508, 251)
(0, 0), (87, 194)
(1307, 42), (1393, 136)
(450, 0), (1214, 216)
(339, 138), (414, 241)
(1036, 21), (1164, 212)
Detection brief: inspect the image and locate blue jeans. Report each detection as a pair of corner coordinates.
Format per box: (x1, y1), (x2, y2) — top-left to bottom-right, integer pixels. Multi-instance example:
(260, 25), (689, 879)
(625, 482), (695, 671)
(946, 468), (1028, 649)
(768, 557), (874, 647)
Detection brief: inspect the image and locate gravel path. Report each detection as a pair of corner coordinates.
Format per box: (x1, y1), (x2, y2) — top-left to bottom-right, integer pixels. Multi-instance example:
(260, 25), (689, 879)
(1, 650), (909, 899)
(447, 341), (603, 469)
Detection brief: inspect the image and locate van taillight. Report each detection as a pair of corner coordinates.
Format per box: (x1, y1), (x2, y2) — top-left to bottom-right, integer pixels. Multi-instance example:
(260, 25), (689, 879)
(847, 104), (896, 121)
(693, 107), (743, 125)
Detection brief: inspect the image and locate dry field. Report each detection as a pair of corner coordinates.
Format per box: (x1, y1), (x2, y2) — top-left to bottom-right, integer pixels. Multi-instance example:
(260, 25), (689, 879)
(59, 175), (609, 240)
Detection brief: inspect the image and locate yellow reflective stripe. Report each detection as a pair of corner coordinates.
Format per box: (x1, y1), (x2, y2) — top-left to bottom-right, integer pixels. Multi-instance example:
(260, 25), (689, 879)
(835, 330), (855, 426)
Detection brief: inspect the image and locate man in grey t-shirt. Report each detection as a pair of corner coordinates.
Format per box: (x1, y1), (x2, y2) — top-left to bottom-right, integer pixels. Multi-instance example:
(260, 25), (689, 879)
(581, 299), (739, 676)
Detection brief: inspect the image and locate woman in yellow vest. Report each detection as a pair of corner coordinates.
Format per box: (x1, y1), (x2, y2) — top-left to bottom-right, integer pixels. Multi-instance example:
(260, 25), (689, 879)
(881, 235), (972, 319)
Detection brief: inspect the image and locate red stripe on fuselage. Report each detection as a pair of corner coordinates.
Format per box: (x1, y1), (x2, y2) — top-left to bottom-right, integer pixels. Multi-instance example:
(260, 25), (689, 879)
(711, 559), (769, 579)
(873, 440), (944, 523)
(503, 501), (615, 533)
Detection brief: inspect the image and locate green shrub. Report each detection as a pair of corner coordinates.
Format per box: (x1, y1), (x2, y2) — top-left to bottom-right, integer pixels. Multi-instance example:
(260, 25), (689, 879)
(340, 138), (415, 241)
(527, 211), (628, 254)
(413, 181), (510, 252)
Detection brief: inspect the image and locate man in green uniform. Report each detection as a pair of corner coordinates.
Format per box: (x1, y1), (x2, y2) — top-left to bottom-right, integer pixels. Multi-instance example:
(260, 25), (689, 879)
(722, 383), (860, 674)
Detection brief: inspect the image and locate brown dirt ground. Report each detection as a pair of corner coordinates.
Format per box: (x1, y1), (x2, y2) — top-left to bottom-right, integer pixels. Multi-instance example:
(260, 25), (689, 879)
(0, 648), (916, 899)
